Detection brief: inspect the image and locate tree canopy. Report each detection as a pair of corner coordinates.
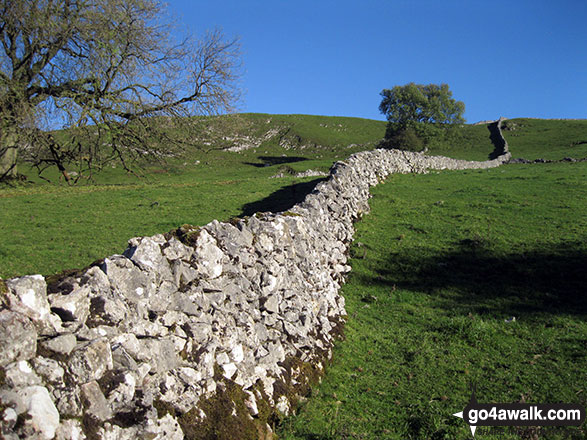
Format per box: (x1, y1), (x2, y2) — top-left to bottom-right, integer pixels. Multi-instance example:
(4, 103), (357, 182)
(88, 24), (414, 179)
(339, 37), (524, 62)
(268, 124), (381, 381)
(379, 83), (465, 150)
(0, 0), (241, 182)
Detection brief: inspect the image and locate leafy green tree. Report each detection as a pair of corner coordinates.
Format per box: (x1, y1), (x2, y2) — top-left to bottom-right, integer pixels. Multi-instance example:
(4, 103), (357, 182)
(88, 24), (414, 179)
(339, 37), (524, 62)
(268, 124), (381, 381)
(1, 0), (241, 182)
(379, 83), (465, 150)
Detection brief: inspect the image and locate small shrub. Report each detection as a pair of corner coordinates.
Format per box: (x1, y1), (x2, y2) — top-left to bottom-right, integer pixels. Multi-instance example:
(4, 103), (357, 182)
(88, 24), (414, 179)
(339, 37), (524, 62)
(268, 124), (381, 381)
(383, 127), (424, 151)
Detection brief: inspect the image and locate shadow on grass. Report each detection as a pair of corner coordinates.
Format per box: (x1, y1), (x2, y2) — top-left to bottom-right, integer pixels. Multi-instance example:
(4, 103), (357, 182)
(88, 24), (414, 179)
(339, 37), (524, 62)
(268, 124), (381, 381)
(239, 177), (325, 217)
(292, 435), (333, 440)
(364, 240), (586, 318)
(243, 156), (308, 168)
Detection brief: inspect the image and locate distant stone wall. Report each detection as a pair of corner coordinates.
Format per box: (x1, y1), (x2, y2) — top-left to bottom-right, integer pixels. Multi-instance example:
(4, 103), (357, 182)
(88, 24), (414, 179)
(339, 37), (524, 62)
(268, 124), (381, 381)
(0, 145), (510, 439)
(488, 117), (510, 159)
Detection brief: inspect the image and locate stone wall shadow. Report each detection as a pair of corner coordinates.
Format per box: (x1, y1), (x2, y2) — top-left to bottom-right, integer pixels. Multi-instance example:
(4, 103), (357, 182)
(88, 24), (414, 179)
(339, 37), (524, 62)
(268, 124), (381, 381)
(239, 177), (326, 217)
(364, 241), (586, 318)
(243, 156), (308, 168)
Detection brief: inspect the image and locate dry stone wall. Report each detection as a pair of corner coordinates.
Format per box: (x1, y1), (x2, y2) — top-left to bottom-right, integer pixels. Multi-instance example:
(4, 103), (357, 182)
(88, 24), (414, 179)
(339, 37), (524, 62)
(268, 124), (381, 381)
(0, 139), (510, 439)
(489, 117), (510, 159)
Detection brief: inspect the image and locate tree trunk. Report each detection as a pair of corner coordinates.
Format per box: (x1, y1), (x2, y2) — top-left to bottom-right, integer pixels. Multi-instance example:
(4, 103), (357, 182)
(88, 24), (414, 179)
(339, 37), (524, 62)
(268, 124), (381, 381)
(0, 127), (19, 180)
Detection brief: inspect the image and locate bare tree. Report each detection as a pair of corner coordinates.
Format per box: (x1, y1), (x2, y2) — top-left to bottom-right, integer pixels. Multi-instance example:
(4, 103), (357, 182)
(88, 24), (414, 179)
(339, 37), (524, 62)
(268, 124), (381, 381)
(0, 0), (241, 182)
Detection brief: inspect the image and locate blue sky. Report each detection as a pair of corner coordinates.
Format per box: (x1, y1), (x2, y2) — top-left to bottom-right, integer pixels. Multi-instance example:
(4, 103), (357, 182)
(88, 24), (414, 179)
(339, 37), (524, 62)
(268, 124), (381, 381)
(171, 0), (586, 123)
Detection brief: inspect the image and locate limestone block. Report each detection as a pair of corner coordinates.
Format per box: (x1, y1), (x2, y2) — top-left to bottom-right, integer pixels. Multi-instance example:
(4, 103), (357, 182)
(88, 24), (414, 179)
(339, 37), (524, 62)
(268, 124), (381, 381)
(6, 275), (59, 334)
(0, 310), (37, 367)
(68, 338), (113, 383)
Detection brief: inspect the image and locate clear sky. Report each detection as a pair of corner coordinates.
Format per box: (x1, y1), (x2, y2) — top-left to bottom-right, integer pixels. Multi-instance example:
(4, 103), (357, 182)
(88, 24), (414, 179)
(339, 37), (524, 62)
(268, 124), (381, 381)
(170, 0), (586, 123)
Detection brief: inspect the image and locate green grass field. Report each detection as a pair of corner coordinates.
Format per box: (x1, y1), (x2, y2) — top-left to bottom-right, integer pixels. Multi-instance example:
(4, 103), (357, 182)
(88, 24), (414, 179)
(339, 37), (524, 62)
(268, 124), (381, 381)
(1, 114), (586, 439)
(0, 114), (387, 278)
(275, 118), (587, 440)
(278, 162), (587, 440)
(501, 119), (587, 160)
(0, 114), (511, 279)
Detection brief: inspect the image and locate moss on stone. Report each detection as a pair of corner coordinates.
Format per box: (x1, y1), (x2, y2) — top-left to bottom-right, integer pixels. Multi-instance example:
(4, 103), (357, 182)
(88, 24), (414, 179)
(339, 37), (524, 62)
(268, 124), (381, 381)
(174, 365), (276, 440)
(227, 217), (242, 226)
(0, 278), (9, 307)
(179, 379), (264, 440)
(0, 279), (8, 295)
(177, 318), (348, 439)
(273, 352), (327, 411)
(81, 413), (102, 440)
(172, 224), (202, 248)
(154, 399), (178, 418)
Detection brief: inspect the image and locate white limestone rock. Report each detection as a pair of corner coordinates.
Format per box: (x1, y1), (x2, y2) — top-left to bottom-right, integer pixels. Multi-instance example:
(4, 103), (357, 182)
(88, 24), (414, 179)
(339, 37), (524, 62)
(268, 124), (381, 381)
(6, 275), (59, 334)
(20, 386), (60, 439)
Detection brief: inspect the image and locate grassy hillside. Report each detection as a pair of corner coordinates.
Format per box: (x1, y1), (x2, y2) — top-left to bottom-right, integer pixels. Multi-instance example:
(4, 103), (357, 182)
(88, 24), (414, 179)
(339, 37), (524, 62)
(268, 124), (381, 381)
(1, 113), (498, 279)
(1, 115), (585, 278)
(1, 114), (388, 278)
(1, 114), (585, 439)
(502, 118), (587, 160)
(279, 161), (587, 440)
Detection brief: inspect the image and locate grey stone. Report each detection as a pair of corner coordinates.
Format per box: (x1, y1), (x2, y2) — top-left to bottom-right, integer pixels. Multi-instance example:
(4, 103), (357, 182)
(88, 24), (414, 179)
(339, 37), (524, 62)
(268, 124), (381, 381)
(1, 406), (18, 438)
(88, 294), (128, 326)
(262, 294), (280, 314)
(100, 255), (155, 304)
(111, 333), (141, 360)
(68, 338), (113, 383)
(0, 310), (37, 367)
(168, 291), (202, 316)
(111, 344), (139, 371)
(19, 386), (60, 440)
(208, 220), (253, 254)
(80, 381), (112, 421)
(244, 390), (259, 416)
(124, 236), (173, 283)
(5, 275), (59, 334)
(80, 266), (111, 294)
(3, 361), (41, 388)
(182, 321), (212, 345)
(125, 319), (168, 338)
(193, 229), (225, 279)
(41, 333), (77, 356)
(54, 387), (83, 417)
(55, 419), (86, 440)
(32, 357), (65, 384)
(230, 343), (244, 363)
(147, 280), (177, 312)
(105, 371), (136, 412)
(222, 362), (237, 379)
(145, 414), (184, 440)
(171, 260), (199, 286)
(177, 366), (202, 385)
(49, 286), (91, 324)
(97, 423), (139, 440)
(163, 237), (194, 261)
(159, 311), (188, 327)
(75, 324), (120, 341)
(133, 338), (178, 374)
(276, 395), (290, 415)
(216, 352), (230, 365)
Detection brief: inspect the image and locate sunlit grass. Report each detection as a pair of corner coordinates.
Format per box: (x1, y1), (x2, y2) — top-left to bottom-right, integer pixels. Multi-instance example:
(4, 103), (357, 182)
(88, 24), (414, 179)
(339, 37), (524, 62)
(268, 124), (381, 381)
(278, 162), (587, 439)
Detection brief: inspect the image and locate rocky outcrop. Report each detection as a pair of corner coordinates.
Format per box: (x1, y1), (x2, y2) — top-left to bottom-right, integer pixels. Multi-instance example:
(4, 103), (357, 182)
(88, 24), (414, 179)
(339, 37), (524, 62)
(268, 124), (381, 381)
(0, 147), (509, 439)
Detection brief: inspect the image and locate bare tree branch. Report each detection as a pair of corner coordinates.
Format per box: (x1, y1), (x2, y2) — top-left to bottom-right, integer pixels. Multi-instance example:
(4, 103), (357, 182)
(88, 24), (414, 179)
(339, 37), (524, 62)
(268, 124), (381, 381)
(1, 0), (242, 182)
